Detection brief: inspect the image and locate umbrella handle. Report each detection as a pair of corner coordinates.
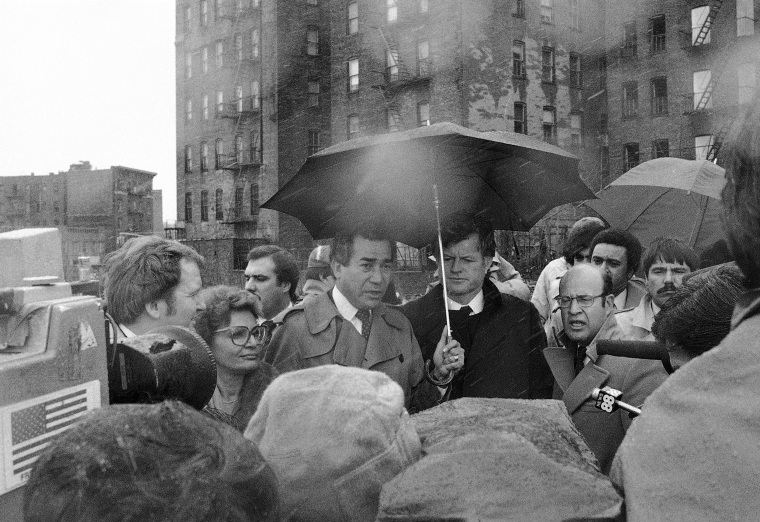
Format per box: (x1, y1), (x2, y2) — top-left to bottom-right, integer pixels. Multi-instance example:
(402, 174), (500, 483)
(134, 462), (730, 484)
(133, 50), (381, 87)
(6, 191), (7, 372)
(433, 184), (454, 341)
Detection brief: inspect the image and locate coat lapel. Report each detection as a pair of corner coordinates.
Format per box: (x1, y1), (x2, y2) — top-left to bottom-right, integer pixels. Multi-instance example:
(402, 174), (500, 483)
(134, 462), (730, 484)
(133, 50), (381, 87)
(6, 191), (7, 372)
(543, 346), (576, 392)
(363, 305), (404, 368)
(563, 363), (610, 414)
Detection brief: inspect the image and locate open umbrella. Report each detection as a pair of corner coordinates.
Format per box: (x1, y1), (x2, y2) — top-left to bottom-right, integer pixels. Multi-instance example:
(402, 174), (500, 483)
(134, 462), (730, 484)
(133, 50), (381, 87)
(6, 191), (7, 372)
(263, 122), (594, 249)
(263, 122), (594, 335)
(586, 158), (728, 258)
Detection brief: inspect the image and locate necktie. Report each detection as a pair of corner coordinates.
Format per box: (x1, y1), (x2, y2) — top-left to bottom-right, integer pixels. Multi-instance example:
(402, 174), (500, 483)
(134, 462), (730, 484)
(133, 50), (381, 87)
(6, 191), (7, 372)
(355, 308), (372, 340)
(451, 306), (472, 321)
(574, 344), (588, 376)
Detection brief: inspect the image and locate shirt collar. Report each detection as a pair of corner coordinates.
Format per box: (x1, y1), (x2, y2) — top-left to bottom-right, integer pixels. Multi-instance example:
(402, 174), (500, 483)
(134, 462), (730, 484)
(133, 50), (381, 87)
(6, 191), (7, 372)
(447, 289), (485, 314)
(614, 287), (628, 310)
(332, 286), (360, 321)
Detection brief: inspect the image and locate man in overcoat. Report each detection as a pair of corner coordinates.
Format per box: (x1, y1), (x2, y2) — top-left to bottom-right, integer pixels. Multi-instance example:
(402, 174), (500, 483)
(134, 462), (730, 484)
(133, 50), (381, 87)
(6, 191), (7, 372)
(264, 223), (463, 412)
(544, 264), (667, 474)
(402, 211), (554, 400)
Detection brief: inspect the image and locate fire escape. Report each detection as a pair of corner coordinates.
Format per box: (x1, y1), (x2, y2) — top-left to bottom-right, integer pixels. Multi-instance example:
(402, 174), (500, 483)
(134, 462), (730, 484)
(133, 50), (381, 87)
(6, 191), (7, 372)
(682, 0), (735, 163)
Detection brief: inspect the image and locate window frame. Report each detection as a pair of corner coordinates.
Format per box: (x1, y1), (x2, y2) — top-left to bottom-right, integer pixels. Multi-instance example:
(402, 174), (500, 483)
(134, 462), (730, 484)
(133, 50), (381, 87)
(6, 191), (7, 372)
(622, 81), (639, 118)
(691, 6), (712, 45)
(542, 106), (557, 143)
(622, 22), (638, 58)
(569, 53), (582, 88)
(347, 114), (360, 140)
(200, 190), (209, 222)
(514, 101), (527, 134)
(215, 188), (224, 221)
(624, 142), (640, 172)
(649, 15), (667, 54)
(347, 58), (359, 93)
(540, 0), (553, 24)
(650, 76), (668, 116)
(388, 0), (398, 23)
(308, 80), (320, 107)
(542, 46), (555, 84)
(306, 26), (319, 56)
(652, 139), (670, 158)
(512, 40), (526, 78)
(417, 101), (430, 127)
(417, 40), (430, 76)
(185, 192), (193, 223)
(348, 2), (359, 35)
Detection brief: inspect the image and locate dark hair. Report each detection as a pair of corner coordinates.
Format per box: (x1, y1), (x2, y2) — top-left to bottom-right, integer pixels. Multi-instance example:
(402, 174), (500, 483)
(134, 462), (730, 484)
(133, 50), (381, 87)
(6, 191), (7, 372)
(562, 220), (608, 265)
(438, 211), (496, 258)
(722, 96), (760, 288)
(641, 237), (699, 275)
(102, 236), (204, 325)
(589, 228), (643, 275)
(304, 266), (334, 281)
(194, 285), (259, 347)
(652, 265), (745, 359)
(23, 401), (279, 522)
(330, 223), (397, 266)
(247, 245), (300, 302)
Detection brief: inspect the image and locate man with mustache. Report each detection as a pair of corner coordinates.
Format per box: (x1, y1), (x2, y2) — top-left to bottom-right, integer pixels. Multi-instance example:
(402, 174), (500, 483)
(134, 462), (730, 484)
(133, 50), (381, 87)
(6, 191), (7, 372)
(615, 237), (698, 341)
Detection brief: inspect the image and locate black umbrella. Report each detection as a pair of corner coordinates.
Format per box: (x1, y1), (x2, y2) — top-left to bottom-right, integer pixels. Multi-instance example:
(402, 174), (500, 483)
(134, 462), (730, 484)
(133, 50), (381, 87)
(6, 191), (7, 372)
(263, 122), (594, 335)
(263, 122), (594, 249)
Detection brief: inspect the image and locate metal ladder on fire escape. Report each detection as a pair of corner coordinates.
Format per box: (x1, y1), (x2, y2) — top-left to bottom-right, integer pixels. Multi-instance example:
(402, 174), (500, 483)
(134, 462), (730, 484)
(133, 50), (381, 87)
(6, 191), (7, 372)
(686, 0), (735, 162)
(693, 0), (723, 47)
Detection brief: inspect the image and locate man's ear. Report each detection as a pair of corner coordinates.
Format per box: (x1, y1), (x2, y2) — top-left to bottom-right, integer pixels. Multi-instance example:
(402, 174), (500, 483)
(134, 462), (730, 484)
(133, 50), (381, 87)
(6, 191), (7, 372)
(279, 279), (291, 295)
(603, 294), (615, 312)
(331, 259), (344, 280)
(145, 299), (163, 320)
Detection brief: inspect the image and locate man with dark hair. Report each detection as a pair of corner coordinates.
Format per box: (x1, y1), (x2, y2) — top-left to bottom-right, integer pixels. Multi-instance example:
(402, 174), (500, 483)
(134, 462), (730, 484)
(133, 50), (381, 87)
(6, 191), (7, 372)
(532, 217), (607, 323)
(616, 237), (698, 340)
(102, 236), (206, 337)
(402, 211), (554, 400)
(245, 244), (300, 321)
(650, 264), (744, 370)
(264, 223), (464, 412)
(24, 401), (280, 522)
(589, 228), (646, 312)
(612, 100), (760, 519)
(544, 264), (667, 474)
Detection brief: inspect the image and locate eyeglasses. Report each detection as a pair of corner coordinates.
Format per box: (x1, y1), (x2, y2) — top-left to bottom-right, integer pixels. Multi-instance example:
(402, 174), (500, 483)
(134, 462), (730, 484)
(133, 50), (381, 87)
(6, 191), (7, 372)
(214, 325), (269, 346)
(554, 294), (606, 309)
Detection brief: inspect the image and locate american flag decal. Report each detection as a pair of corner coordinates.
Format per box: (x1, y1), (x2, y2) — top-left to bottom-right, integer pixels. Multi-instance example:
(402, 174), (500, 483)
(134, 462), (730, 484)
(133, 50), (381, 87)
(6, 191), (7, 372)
(0, 380), (100, 494)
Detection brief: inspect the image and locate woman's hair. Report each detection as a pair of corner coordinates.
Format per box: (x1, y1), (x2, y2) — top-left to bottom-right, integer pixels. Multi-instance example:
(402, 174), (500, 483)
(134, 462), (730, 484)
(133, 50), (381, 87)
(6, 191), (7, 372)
(24, 401), (279, 522)
(194, 286), (259, 347)
(652, 265), (745, 359)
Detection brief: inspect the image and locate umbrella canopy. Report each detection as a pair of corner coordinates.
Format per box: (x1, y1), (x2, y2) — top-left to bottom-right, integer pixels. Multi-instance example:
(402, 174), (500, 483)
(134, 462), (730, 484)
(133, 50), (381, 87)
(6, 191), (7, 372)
(586, 159), (728, 256)
(262, 122), (594, 248)
(608, 157), (726, 199)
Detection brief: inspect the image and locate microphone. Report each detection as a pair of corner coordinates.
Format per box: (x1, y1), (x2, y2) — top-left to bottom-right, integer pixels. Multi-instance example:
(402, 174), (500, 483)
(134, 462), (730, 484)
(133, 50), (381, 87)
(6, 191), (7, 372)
(591, 386), (641, 418)
(595, 340), (674, 374)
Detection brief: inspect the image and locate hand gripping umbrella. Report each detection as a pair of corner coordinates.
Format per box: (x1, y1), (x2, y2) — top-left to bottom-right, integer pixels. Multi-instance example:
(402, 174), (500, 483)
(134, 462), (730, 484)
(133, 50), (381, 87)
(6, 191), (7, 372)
(263, 122), (595, 335)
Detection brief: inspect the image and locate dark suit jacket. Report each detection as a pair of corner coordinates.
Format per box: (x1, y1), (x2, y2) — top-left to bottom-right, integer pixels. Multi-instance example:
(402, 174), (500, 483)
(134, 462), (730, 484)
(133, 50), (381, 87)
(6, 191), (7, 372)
(401, 278), (554, 400)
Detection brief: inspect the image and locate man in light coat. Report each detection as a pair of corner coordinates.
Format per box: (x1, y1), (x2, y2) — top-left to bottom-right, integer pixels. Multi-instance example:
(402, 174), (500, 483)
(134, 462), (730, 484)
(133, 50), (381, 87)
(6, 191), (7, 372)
(543, 264), (667, 474)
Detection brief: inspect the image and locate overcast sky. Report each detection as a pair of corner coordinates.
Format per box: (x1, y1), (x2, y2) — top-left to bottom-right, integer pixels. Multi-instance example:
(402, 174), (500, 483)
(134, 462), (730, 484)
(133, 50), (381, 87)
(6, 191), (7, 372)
(0, 0), (178, 219)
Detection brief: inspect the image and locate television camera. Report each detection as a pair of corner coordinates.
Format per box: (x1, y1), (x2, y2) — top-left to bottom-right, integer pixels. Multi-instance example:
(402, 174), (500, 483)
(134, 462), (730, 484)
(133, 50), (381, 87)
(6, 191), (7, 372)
(0, 229), (216, 521)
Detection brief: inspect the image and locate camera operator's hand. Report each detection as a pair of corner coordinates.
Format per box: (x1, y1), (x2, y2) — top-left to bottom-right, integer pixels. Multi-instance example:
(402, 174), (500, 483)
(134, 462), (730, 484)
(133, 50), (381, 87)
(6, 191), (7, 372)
(432, 326), (464, 380)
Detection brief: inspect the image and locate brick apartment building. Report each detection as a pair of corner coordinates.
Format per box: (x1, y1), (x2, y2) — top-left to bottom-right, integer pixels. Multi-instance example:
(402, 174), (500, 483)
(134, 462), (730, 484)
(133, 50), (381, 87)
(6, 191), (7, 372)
(0, 162), (158, 281)
(175, 0), (759, 286)
(603, 0), (759, 178)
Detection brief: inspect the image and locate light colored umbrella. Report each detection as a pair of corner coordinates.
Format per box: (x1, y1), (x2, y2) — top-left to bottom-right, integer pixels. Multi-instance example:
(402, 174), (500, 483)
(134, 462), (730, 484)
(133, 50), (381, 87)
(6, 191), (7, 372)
(608, 157), (726, 199)
(587, 159), (727, 256)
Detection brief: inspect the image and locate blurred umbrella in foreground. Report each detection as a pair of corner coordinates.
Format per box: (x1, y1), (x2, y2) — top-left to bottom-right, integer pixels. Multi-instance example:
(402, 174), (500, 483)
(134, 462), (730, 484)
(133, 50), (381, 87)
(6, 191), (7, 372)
(586, 158), (729, 263)
(262, 122), (594, 249)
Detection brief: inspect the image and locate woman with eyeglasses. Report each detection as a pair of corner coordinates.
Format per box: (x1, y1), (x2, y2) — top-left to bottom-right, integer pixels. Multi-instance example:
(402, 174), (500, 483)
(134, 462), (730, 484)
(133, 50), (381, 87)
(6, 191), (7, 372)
(194, 285), (278, 431)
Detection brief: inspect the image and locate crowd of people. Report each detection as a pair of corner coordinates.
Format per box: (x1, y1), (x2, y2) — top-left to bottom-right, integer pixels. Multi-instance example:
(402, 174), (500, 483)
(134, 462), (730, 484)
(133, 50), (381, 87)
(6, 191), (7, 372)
(23, 102), (760, 521)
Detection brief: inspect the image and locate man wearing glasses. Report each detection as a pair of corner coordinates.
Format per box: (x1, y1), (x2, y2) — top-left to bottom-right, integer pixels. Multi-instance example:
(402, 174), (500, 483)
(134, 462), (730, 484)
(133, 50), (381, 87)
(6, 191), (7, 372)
(542, 264), (667, 474)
